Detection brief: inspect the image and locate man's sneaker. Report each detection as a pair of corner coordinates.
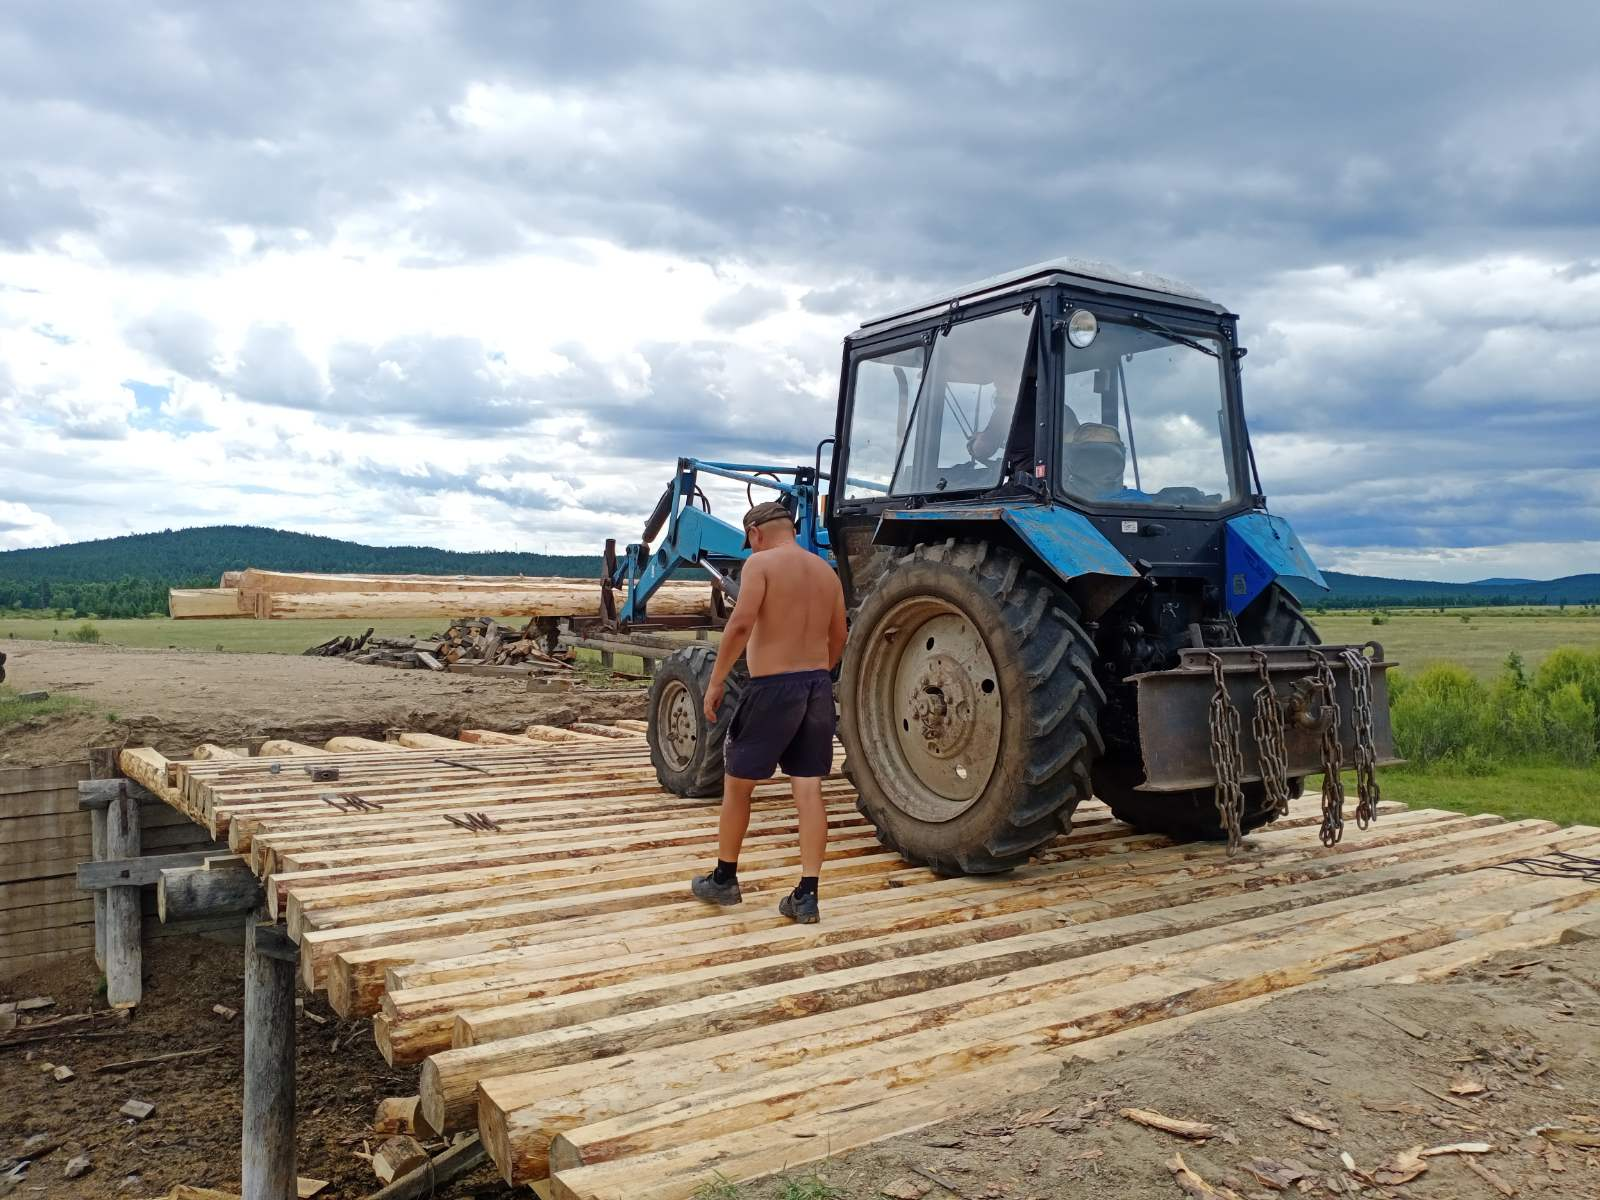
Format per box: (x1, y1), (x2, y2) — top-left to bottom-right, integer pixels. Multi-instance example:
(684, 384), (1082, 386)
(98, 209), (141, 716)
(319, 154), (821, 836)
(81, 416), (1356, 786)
(690, 873), (742, 905)
(779, 889), (820, 924)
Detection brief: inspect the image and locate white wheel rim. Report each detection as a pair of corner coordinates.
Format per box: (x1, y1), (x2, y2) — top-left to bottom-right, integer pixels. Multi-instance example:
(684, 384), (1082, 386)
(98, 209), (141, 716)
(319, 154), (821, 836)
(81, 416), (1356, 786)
(657, 679), (699, 771)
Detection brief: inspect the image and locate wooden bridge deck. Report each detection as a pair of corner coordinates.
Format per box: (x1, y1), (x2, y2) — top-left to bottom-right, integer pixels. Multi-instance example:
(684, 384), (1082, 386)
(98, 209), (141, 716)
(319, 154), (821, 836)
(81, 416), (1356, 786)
(126, 727), (1600, 1199)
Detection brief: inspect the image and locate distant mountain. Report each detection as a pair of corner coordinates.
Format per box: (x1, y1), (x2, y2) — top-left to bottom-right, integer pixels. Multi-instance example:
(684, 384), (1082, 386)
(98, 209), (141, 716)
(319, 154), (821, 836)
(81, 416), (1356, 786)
(1289, 570), (1600, 608)
(0, 525), (598, 617)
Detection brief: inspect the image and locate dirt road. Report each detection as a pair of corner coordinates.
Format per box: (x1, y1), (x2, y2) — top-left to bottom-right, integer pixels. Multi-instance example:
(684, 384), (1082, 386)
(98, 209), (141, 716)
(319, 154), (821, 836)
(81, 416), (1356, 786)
(0, 640), (646, 766)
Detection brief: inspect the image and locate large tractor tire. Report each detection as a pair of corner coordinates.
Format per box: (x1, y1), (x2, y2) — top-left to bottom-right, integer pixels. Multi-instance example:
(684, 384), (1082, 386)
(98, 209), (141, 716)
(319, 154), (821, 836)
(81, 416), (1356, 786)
(838, 540), (1103, 875)
(647, 644), (747, 797)
(1096, 583), (1319, 842)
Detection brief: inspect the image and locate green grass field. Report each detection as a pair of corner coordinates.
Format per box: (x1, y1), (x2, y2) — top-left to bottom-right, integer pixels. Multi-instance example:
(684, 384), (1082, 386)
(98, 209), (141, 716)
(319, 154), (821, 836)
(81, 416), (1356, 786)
(1310, 605), (1600, 679)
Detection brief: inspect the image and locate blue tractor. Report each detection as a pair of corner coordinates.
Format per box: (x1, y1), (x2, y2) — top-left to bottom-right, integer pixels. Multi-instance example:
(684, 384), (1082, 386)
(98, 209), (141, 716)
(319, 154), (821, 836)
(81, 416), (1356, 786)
(611, 259), (1398, 874)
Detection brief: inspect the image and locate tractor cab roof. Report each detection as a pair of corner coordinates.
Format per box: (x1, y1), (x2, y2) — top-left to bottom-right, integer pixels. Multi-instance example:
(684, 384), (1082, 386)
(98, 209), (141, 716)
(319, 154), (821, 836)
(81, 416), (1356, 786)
(854, 257), (1230, 340)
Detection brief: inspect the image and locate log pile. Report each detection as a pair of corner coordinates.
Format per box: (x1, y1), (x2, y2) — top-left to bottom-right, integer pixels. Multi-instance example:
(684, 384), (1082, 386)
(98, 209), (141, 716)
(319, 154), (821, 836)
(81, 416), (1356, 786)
(169, 569), (714, 622)
(303, 619), (578, 679)
(126, 735), (1600, 1199)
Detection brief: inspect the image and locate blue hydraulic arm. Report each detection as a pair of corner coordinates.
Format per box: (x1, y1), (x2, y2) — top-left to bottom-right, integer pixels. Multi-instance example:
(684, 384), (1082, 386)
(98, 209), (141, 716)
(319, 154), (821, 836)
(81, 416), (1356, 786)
(602, 457), (834, 627)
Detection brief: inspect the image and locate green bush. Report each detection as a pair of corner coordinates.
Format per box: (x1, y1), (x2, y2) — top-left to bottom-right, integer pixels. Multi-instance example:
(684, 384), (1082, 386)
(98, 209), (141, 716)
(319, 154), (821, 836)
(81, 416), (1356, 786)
(1391, 645), (1600, 770)
(66, 621), (102, 644)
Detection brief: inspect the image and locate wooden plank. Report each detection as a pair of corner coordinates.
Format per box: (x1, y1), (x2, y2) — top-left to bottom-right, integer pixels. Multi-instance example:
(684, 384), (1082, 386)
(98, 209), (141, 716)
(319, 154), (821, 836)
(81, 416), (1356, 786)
(431, 820), (1598, 1134)
(494, 872), (1600, 1185)
(0, 784), (90, 819)
(0, 763), (89, 797)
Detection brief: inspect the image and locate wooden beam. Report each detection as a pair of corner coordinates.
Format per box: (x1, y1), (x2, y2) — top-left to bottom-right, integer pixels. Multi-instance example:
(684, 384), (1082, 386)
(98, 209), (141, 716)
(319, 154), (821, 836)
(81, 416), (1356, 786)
(78, 850), (215, 890)
(393, 732), (475, 750)
(256, 586), (713, 622)
(243, 918), (296, 1200)
(324, 737), (395, 753)
(158, 864), (265, 923)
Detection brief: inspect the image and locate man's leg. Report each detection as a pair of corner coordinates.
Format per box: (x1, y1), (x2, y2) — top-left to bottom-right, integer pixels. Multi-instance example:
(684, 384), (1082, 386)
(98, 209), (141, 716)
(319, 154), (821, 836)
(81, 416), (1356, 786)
(791, 776), (827, 877)
(717, 774), (759, 864)
(691, 773), (759, 906)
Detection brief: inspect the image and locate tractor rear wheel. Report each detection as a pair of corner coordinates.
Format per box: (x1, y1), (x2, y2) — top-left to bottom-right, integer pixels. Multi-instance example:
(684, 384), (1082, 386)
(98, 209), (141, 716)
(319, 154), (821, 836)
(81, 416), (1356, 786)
(647, 644), (746, 797)
(839, 540), (1103, 875)
(1096, 583), (1319, 842)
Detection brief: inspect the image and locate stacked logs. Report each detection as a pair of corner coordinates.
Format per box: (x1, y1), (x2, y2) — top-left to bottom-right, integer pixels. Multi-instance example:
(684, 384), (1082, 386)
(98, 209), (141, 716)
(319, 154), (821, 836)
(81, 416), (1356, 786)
(304, 618), (575, 677)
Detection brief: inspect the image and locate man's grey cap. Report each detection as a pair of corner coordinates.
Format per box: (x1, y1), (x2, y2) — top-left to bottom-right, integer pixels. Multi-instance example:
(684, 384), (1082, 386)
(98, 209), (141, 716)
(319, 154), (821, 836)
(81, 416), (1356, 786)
(742, 501), (793, 546)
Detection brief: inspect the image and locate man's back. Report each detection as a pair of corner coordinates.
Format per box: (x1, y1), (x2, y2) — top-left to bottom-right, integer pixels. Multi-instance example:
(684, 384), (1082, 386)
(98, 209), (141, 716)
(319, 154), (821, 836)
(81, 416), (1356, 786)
(744, 543), (842, 677)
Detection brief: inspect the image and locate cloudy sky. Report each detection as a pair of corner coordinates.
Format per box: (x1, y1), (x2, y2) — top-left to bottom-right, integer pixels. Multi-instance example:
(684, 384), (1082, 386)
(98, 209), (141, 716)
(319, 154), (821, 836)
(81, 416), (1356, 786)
(2, 2), (1597, 581)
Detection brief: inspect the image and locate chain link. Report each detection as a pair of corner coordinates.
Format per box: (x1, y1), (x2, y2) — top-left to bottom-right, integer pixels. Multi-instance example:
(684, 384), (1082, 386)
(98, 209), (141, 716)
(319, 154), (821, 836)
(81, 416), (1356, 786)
(1341, 646), (1381, 829)
(1204, 652), (1246, 853)
(1250, 650), (1292, 819)
(1311, 649), (1345, 847)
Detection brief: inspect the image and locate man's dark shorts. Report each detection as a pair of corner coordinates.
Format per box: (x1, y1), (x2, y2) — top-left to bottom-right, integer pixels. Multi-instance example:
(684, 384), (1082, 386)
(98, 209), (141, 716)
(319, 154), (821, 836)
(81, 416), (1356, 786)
(725, 668), (835, 780)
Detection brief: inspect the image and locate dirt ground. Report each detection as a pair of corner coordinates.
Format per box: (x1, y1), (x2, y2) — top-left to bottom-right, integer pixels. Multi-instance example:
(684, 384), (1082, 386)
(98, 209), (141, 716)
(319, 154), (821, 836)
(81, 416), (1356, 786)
(0, 936), (515, 1200)
(5, 932), (1597, 1200)
(0, 640), (647, 767)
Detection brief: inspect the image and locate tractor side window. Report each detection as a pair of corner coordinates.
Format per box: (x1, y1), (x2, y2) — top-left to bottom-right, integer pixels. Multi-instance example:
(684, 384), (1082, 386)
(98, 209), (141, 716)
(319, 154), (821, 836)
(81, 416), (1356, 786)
(890, 308), (1033, 497)
(841, 345), (926, 499)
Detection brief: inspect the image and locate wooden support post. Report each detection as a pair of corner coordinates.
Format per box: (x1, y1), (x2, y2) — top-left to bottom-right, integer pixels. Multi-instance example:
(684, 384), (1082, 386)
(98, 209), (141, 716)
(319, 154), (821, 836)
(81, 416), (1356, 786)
(243, 918), (297, 1200)
(93, 779), (142, 1007)
(87, 747), (117, 969)
(599, 649), (615, 670)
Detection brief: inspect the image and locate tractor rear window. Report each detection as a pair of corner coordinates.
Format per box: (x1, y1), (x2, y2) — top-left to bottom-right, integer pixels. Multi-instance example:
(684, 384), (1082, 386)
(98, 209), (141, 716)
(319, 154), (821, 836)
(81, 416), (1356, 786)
(1060, 320), (1237, 508)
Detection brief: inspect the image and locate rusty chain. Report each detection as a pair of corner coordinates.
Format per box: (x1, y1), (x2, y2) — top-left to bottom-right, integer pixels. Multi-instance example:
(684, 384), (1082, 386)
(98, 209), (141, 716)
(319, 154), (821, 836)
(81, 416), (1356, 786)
(1341, 646), (1381, 828)
(1204, 651), (1246, 853)
(1250, 650), (1292, 819)
(1310, 649), (1345, 847)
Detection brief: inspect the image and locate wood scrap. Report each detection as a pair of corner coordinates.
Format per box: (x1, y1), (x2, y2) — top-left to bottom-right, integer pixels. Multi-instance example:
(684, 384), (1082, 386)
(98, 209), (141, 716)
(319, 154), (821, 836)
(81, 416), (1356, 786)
(1166, 1152), (1245, 1200)
(1286, 1108), (1335, 1133)
(364, 1133), (486, 1200)
(373, 1096), (421, 1135)
(1419, 1142), (1492, 1156)
(119, 1099), (155, 1120)
(1372, 1145), (1428, 1186)
(1462, 1156), (1516, 1196)
(1536, 1125), (1600, 1148)
(94, 1044), (220, 1074)
(1121, 1107), (1218, 1140)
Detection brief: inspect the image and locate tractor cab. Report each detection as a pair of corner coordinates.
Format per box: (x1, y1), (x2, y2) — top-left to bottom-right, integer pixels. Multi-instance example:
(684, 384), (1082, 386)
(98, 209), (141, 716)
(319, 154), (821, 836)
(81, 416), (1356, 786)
(828, 259), (1267, 622)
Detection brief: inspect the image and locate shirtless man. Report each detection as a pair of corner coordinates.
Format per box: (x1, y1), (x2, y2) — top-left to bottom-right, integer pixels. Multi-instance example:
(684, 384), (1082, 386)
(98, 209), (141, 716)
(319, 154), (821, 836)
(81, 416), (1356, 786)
(690, 501), (847, 923)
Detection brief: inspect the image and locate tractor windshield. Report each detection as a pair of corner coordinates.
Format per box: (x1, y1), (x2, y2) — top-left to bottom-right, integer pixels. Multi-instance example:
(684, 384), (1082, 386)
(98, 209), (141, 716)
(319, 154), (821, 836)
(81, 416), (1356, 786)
(1059, 319), (1238, 508)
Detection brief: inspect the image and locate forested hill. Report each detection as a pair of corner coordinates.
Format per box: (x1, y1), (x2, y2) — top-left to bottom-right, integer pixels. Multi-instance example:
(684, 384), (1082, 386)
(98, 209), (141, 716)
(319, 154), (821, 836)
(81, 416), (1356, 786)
(0, 526), (598, 617)
(1290, 571), (1600, 608)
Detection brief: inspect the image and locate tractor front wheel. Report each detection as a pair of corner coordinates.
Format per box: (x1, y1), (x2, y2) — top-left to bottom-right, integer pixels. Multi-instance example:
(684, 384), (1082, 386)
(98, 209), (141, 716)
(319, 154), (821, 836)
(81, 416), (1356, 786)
(839, 540), (1103, 875)
(647, 644), (746, 797)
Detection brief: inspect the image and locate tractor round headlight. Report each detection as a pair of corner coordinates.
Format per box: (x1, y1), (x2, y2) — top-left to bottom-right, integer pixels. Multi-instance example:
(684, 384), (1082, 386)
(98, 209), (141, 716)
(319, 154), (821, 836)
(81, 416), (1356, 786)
(1066, 309), (1098, 348)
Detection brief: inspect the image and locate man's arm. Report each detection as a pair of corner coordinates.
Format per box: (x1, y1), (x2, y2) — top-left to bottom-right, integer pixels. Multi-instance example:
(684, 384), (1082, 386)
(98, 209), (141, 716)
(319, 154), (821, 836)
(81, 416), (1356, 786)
(704, 557), (766, 719)
(827, 573), (847, 669)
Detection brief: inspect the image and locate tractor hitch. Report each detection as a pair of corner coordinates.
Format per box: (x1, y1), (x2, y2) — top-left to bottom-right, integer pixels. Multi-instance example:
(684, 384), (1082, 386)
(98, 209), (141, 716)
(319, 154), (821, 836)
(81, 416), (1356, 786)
(1129, 642), (1400, 792)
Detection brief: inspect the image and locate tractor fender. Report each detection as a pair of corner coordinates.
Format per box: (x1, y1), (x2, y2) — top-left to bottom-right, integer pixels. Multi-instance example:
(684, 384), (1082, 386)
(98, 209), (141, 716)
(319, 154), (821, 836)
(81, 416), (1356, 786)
(873, 504), (1139, 620)
(1223, 512), (1327, 614)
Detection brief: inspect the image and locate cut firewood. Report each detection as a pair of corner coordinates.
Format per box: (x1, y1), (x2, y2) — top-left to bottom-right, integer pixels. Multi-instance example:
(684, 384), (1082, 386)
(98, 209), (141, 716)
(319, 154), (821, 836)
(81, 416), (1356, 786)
(371, 1135), (428, 1184)
(1121, 1107), (1217, 1140)
(373, 1096), (421, 1135)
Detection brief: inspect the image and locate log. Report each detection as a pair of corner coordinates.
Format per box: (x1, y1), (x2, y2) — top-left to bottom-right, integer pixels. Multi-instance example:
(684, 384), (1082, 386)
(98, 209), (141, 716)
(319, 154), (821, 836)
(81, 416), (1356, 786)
(324, 737), (396, 753)
(193, 744), (247, 760)
(243, 919), (296, 1200)
(159, 865), (265, 922)
(257, 586), (712, 622)
(104, 784), (142, 1008)
(365, 1134), (486, 1200)
(394, 732), (475, 750)
(79, 851), (215, 890)
(521, 725), (614, 745)
(259, 741), (331, 758)
(170, 588), (249, 619)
